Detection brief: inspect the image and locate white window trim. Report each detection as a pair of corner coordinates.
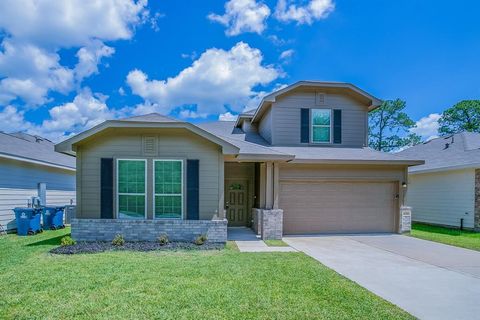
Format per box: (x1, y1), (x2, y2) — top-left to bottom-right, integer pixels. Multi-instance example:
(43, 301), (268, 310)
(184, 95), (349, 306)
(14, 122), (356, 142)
(153, 159), (184, 220)
(311, 108), (332, 144)
(116, 158), (147, 219)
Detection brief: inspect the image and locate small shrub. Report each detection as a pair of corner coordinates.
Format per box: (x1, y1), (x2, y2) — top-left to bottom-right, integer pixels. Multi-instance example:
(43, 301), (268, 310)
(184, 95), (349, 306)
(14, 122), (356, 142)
(157, 233), (169, 246)
(112, 234), (125, 246)
(194, 234), (208, 246)
(60, 236), (76, 246)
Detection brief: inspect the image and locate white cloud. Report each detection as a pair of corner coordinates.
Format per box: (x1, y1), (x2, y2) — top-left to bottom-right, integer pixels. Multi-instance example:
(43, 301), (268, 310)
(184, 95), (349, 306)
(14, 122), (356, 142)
(279, 49), (295, 60)
(208, 0), (271, 36)
(179, 109), (208, 119)
(127, 42), (280, 117)
(74, 40), (115, 82)
(410, 113), (441, 140)
(274, 0), (334, 25)
(0, 88), (125, 142)
(218, 112), (238, 121)
(0, 0), (150, 106)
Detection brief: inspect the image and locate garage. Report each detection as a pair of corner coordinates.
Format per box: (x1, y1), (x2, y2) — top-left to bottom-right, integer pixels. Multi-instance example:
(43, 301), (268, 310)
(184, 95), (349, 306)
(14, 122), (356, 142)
(280, 180), (398, 234)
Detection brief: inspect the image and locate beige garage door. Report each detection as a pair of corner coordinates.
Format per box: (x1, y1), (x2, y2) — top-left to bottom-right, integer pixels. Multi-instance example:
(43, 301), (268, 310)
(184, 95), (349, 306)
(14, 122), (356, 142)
(280, 181), (397, 234)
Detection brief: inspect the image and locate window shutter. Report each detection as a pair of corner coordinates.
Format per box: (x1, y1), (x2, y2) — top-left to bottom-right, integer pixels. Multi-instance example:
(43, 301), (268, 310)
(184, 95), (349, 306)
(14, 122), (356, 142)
(333, 109), (342, 144)
(300, 108), (310, 143)
(100, 158), (114, 219)
(186, 159), (199, 220)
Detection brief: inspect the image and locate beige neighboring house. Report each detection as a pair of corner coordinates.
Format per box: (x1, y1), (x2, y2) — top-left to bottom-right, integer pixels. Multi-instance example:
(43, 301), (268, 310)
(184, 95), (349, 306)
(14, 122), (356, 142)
(0, 132), (76, 231)
(399, 132), (480, 231)
(56, 81), (422, 242)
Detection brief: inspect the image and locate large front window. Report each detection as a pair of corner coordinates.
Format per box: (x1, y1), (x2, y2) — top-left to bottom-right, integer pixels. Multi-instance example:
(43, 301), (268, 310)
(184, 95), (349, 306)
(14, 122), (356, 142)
(311, 109), (331, 143)
(117, 159), (146, 219)
(154, 160), (183, 219)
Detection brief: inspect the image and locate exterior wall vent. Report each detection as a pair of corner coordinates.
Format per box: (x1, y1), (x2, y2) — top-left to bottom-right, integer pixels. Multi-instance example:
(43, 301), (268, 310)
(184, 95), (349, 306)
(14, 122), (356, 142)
(143, 136), (157, 156)
(315, 92), (326, 105)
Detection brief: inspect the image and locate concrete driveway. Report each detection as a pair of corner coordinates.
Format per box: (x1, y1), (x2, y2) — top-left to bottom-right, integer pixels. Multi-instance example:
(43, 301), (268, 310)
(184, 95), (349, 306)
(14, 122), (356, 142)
(284, 234), (480, 320)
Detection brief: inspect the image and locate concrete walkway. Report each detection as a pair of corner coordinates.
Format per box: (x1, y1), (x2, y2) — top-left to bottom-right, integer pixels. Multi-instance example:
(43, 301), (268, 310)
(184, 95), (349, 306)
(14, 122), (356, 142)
(228, 227), (296, 252)
(284, 234), (480, 320)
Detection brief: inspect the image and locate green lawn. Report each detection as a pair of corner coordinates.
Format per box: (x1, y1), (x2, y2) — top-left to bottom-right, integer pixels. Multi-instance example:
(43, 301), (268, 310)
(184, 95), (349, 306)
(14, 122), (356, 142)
(0, 228), (413, 320)
(410, 223), (480, 251)
(264, 239), (289, 247)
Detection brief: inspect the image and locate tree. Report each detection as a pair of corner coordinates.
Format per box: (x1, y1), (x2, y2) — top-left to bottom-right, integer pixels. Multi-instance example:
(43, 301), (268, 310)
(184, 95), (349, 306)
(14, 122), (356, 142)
(368, 99), (421, 152)
(438, 100), (480, 134)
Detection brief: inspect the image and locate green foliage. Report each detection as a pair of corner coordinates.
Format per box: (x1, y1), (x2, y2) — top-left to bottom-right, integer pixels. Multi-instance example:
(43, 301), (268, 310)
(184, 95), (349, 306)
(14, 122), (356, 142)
(368, 99), (421, 152)
(193, 234), (207, 245)
(157, 233), (169, 246)
(410, 223), (480, 252)
(438, 100), (480, 134)
(60, 236), (76, 247)
(112, 234), (125, 246)
(264, 239), (289, 247)
(0, 228), (413, 319)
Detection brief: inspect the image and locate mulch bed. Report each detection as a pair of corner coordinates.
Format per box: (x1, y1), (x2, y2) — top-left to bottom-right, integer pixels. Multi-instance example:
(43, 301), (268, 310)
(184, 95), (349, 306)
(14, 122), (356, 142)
(51, 241), (225, 254)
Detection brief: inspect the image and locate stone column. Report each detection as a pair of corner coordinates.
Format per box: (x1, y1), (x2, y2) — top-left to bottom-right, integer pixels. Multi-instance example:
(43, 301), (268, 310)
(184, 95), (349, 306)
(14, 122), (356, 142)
(261, 209), (283, 240)
(399, 206), (412, 233)
(252, 208), (262, 235)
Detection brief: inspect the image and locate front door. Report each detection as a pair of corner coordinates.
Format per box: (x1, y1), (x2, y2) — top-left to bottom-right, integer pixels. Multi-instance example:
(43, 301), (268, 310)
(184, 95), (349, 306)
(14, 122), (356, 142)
(225, 180), (248, 226)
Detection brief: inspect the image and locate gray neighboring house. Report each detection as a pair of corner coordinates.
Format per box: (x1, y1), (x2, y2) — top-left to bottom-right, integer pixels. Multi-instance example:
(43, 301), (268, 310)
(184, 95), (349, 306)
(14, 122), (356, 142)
(56, 81), (422, 243)
(0, 132), (76, 231)
(399, 132), (480, 230)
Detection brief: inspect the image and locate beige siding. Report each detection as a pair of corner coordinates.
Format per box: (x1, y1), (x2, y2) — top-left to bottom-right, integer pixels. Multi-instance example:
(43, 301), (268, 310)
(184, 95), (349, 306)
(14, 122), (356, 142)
(268, 89), (368, 147)
(46, 190), (76, 206)
(406, 169), (475, 228)
(77, 128), (222, 220)
(258, 106), (272, 144)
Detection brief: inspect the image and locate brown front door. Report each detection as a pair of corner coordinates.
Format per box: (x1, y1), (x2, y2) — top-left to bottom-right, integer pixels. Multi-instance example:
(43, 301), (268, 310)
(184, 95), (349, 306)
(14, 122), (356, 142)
(225, 180), (248, 226)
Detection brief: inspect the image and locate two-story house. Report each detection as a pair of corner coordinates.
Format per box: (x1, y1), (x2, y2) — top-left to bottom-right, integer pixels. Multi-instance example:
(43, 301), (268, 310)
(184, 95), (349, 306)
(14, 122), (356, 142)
(56, 81), (422, 242)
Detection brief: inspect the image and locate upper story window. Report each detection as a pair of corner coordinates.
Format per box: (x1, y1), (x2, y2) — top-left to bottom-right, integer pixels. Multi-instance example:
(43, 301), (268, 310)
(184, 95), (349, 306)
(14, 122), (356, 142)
(311, 109), (331, 143)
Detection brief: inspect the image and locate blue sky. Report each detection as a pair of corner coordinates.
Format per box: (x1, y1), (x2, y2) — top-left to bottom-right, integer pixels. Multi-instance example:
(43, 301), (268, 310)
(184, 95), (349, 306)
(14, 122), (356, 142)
(0, 0), (479, 141)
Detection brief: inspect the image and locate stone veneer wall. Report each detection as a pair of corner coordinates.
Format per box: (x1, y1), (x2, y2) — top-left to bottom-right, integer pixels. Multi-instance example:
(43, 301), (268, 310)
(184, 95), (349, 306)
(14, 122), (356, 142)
(475, 169), (480, 231)
(71, 218), (228, 243)
(399, 206), (412, 233)
(260, 209), (283, 240)
(252, 208), (262, 235)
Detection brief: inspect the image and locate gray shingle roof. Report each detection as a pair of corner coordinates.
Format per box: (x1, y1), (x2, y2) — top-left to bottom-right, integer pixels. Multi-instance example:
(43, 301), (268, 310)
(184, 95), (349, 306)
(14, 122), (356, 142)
(198, 121), (421, 164)
(397, 132), (480, 173)
(119, 113), (180, 123)
(0, 132), (76, 169)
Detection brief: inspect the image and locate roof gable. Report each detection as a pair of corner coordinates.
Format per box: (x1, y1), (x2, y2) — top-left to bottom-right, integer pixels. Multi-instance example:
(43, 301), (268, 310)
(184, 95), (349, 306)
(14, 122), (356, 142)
(55, 116), (240, 156)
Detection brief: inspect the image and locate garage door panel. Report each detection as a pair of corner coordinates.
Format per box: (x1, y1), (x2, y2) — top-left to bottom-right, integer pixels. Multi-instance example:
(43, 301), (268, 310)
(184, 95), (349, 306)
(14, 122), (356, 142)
(280, 181), (397, 234)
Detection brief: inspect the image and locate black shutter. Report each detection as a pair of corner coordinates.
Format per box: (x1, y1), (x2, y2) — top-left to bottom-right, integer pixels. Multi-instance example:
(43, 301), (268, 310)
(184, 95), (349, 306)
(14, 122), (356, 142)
(333, 109), (342, 144)
(186, 159), (199, 220)
(300, 108), (310, 143)
(100, 158), (114, 219)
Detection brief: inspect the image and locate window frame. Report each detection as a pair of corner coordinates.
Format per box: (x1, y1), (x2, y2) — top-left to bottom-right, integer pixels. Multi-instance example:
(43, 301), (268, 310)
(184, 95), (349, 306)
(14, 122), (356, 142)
(116, 158), (147, 220)
(153, 159), (184, 220)
(310, 108), (332, 144)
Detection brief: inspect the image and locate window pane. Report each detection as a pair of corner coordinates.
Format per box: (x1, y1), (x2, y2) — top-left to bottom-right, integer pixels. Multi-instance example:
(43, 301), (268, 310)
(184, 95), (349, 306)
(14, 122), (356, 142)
(155, 161), (182, 195)
(155, 195), (182, 219)
(312, 109), (330, 125)
(118, 160), (145, 194)
(118, 195), (145, 219)
(313, 127), (330, 142)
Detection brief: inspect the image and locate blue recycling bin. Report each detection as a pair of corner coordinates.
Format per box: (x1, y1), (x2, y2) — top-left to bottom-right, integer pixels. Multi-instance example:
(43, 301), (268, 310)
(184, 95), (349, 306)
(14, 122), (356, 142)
(42, 206), (65, 230)
(13, 208), (42, 236)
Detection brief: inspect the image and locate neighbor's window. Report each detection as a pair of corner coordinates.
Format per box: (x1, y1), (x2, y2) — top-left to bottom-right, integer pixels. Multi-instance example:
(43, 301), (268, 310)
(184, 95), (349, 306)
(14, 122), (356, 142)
(117, 159), (146, 219)
(154, 160), (183, 219)
(311, 109), (331, 143)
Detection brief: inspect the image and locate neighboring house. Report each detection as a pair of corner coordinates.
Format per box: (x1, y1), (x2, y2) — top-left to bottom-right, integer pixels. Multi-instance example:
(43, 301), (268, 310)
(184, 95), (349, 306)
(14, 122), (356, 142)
(398, 132), (480, 230)
(0, 132), (76, 231)
(56, 81), (422, 242)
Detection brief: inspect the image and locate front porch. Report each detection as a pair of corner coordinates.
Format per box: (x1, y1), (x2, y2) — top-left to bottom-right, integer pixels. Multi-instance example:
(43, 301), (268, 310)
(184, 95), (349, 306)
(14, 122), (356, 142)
(224, 162), (284, 240)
